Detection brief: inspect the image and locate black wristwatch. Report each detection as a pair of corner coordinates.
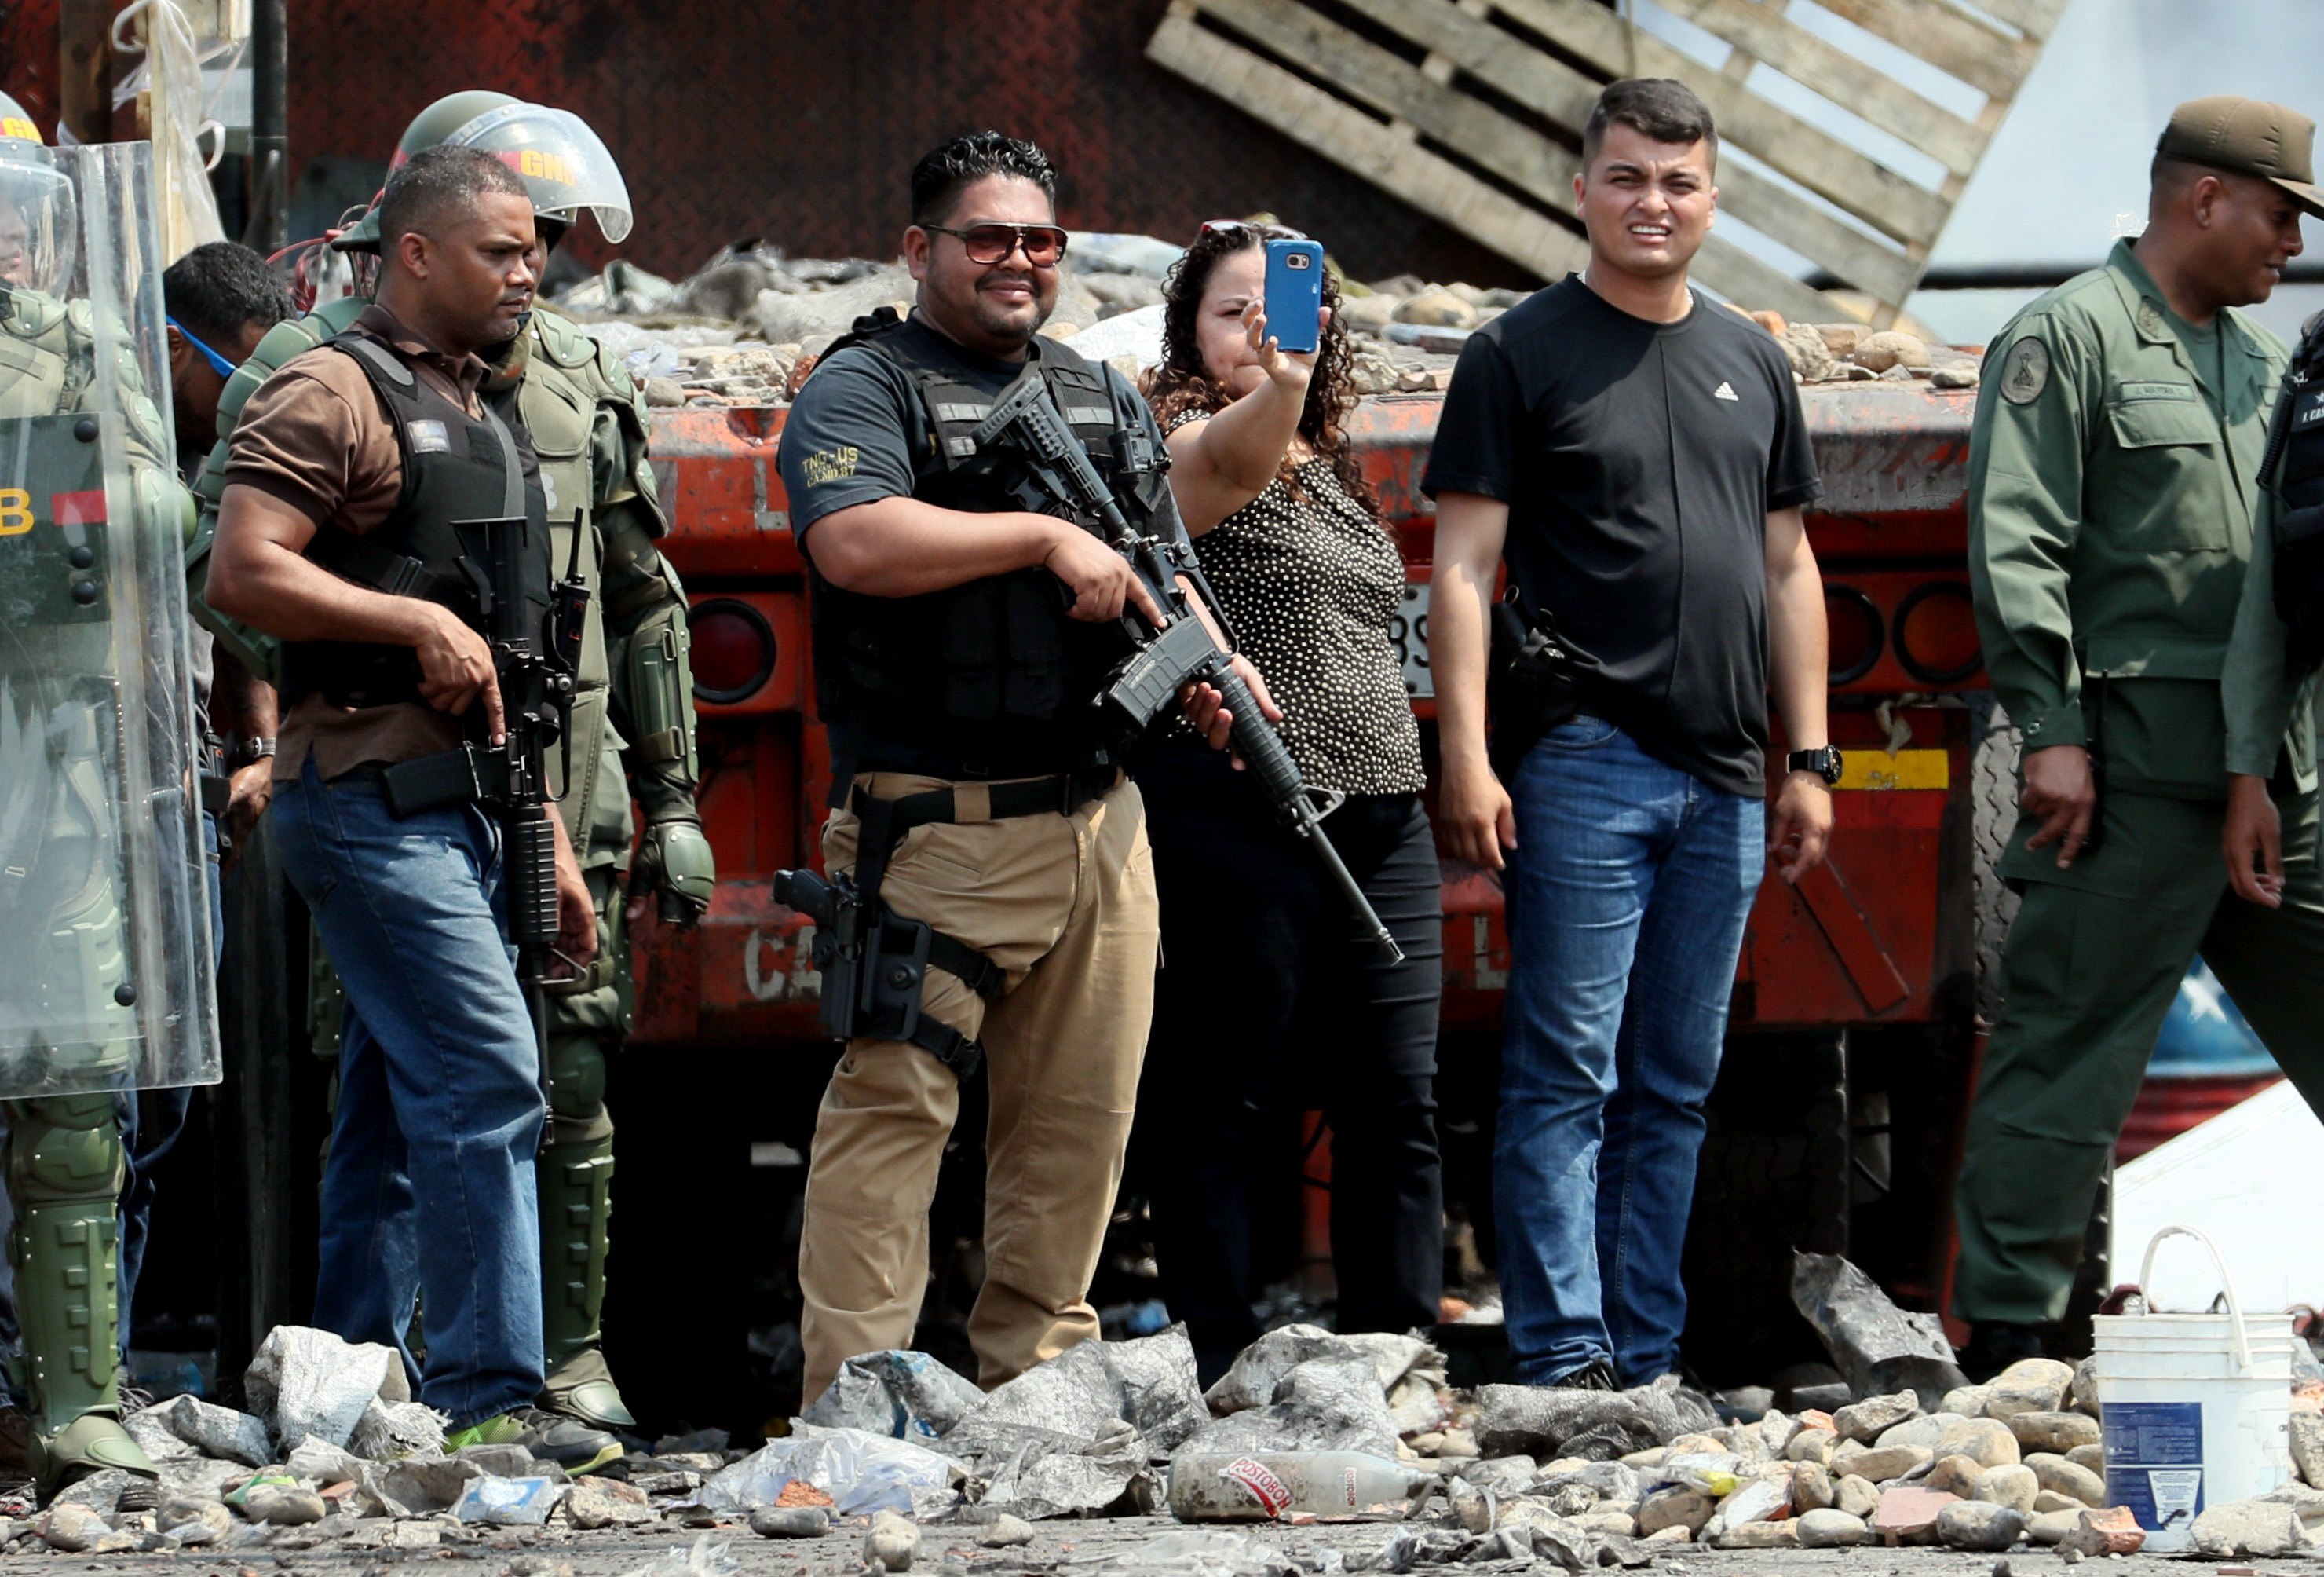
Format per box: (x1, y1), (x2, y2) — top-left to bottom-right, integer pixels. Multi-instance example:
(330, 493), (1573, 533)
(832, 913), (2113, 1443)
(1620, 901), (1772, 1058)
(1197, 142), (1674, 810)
(1787, 745), (1843, 786)
(232, 736), (277, 770)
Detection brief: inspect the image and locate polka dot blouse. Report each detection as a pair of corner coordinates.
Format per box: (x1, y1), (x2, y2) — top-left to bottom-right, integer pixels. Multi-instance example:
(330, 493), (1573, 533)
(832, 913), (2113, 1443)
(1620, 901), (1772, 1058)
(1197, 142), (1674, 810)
(1172, 415), (1427, 796)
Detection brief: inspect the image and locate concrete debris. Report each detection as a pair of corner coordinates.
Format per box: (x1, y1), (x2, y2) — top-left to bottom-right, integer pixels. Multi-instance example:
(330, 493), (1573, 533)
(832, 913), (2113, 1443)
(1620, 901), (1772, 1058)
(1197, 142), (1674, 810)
(1701, 1475), (1789, 1539)
(1869, 1484), (1957, 1544)
(139, 1392), (274, 1465)
(1936, 1499), (2025, 1550)
(244, 1481), (329, 1525)
(975, 1513), (1038, 1547)
(2191, 1497), (2314, 1557)
(1832, 1390), (1920, 1443)
(244, 1324), (401, 1451)
(2057, 1506), (2145, 1557)
(864, 1508), (920, 1572)
(802, 1348), (985, 1443)
(2024, 1451), (2104, 1506)
(2005, 1409), (2098, 1453)
(35, 1501), (113, 1551)
(1791, 1251), (1968, 1411)
(1796, 1506), (1870, 1546)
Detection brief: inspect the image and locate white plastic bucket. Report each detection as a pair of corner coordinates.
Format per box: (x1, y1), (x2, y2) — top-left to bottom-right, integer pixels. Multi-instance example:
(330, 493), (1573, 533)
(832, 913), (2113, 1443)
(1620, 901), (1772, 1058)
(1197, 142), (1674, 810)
(2092, 1225), (2295, 1551)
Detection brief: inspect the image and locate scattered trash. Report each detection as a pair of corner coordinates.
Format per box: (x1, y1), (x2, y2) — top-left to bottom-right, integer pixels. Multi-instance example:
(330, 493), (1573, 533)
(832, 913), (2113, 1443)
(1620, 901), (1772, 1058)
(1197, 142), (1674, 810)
(1791, 1251), (1968, 1411)
(452, 1473), (567, 1526)
(696, 1425), (956, 1517)
(1167, 1451), (1427, 1522)
(801, 1349), (984, 1443)
(138, 1392), (273, 1466)
(617, 1533), (738, 1577)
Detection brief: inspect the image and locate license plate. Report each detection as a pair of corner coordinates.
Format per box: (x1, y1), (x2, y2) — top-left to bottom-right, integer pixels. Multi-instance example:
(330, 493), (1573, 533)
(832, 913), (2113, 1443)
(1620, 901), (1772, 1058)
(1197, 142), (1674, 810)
(1392, 580), (1431, 697)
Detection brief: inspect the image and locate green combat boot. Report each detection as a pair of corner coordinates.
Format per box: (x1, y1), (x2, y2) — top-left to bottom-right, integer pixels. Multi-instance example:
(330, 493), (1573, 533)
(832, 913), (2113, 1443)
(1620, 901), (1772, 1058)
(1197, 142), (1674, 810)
(446, 1407), (622, 1476)
(8, 1094), (156, 1491)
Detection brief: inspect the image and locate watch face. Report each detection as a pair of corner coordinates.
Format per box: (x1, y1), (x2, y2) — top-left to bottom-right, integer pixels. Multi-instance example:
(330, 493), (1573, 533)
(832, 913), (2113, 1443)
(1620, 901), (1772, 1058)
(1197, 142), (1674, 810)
(1822, 748), (1843, 785)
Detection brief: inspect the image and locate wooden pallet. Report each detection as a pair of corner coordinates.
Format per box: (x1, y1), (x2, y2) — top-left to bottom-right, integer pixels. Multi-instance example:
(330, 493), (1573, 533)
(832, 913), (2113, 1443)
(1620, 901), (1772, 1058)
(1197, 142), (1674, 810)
(1147, 0), (2065, 325)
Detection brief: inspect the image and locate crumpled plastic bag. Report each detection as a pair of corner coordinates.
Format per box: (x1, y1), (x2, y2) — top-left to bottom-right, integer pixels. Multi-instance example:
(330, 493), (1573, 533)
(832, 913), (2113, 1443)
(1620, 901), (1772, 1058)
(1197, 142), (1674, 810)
(284, 1437), (367, 1486)
(1790, 1251), (1967, 1411)
(1179, 1357), (1401, 1460)
(137, 1394), (273, 1466)
(1204, 1326), (1442, 1415)
(452, 1474), (568, 1525)
(696, 1425), (956, 1517)
(1109, 1326), (1209, 1454)
(801, 1350), (983, 1443)
(1472, 1378), (1716, 1460)
(357, 1451), (485, 1520)
(243, 1326), (400, 1450)
(943, 1342), (1134, 1465)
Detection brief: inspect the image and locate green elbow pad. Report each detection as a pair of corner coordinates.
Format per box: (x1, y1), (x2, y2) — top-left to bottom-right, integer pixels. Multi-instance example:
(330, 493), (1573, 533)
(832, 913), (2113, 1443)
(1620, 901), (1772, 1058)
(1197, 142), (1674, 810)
(184, 498), (282, 687)
(625, 601), (700, 787)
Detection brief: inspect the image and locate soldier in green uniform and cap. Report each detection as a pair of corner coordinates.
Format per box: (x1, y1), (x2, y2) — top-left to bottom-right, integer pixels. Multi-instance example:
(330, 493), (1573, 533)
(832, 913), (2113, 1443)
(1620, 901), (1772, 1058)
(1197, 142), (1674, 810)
(1957, 95), (2324, 1378)
(192, 93), (711, 1433)
(0, 94), (219, 1490)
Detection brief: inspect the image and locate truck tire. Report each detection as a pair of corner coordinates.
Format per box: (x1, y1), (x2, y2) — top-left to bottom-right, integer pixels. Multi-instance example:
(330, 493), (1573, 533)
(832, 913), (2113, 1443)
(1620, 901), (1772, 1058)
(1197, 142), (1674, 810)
(1679, 1030), (1851, 1384)
(1969, 694), (2022, 1025)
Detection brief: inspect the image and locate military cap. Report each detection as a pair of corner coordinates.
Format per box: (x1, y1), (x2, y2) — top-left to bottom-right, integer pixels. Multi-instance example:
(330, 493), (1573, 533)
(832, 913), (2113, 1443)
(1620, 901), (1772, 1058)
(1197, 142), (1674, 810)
(2158, 95), (2324, 218)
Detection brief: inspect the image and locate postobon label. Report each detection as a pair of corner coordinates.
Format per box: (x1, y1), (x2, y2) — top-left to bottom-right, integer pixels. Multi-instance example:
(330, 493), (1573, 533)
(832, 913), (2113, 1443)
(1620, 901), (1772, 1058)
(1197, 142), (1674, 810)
(1341, 1467), (1358, 1508)
(1218, 1458), (1291, 1517)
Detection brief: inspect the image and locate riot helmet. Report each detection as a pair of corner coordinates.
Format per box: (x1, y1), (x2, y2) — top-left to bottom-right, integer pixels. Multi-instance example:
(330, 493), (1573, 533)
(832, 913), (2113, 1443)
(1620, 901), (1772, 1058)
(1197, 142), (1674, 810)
(0, 93), (75, 296)
(391, 90), (521, 170)
(442, 101), (632, 243)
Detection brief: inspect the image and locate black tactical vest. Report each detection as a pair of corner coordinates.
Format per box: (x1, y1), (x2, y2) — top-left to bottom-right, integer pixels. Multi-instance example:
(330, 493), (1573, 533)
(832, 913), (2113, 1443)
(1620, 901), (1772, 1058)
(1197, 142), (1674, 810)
(280, 331), (551, 710)
(2270, 316), (2324, 670)
(806, 309), (1172, 778)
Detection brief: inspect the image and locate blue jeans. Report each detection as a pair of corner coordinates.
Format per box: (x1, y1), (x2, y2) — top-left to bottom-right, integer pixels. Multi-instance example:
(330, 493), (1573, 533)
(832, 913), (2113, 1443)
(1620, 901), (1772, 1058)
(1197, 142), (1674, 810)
(1494, 718), (1763, 1385)
(270, 759), (545, 1426)
(114, 811), (224, 1360)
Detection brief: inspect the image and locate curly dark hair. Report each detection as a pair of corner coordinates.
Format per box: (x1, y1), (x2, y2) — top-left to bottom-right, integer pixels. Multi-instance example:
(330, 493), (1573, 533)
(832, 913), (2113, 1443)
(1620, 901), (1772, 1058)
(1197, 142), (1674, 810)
(1142, 224), (1375, 513)
(909, 132), (1058, 228)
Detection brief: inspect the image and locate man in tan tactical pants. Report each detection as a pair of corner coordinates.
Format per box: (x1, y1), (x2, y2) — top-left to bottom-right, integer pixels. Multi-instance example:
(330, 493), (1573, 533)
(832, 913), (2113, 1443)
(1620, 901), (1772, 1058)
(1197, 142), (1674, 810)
(797, 773), (1156, 1399)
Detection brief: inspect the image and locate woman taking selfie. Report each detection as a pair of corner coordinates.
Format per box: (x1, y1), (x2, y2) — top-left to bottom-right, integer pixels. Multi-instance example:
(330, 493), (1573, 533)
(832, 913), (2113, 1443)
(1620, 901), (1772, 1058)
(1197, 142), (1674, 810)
(1135, 223), (1444, 1382)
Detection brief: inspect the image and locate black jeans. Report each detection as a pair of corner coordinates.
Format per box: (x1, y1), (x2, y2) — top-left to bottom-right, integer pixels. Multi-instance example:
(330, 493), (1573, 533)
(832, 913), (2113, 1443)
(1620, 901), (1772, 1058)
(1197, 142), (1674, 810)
(1133, 737), (1445, 1384)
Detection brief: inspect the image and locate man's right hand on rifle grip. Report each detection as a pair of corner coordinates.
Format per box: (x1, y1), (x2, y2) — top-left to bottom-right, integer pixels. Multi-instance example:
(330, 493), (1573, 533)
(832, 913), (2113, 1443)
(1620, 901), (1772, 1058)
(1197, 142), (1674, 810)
(1041, 518), (1160, 624)
(411, 602), (506, 742)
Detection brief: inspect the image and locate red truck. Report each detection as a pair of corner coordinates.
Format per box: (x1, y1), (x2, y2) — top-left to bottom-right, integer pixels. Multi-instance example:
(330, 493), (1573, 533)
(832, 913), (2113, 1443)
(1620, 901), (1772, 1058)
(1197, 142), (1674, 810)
(626, 372), (2010, 1394)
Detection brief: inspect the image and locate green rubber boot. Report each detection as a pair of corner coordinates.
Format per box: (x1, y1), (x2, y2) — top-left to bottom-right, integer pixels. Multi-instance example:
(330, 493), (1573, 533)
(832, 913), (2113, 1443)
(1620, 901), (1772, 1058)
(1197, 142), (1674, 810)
(537, 1030), (631, 1430)
(7, 1094), (155, 1491)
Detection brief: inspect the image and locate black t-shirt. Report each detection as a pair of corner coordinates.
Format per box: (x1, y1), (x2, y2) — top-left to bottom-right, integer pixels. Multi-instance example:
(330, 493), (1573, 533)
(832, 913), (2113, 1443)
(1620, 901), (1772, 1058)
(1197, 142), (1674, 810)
(1421, 276), (1822, 796)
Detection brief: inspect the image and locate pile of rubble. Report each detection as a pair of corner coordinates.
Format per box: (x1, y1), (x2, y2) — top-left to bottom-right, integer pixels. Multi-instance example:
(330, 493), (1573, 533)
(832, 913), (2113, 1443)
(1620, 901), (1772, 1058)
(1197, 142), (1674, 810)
(20, 1262), (2324, 1568)
(555, 236), (1968, 414)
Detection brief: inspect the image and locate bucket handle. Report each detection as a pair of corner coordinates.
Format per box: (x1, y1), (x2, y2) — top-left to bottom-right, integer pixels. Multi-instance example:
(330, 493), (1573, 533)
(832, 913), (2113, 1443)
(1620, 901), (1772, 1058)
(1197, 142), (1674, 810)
(2137, 1224), (2253, 1370)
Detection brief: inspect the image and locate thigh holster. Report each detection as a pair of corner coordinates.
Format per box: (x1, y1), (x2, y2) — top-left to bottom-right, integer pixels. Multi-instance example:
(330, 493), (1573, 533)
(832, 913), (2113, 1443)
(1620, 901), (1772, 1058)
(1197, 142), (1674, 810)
(774, 768), (1112, 1081)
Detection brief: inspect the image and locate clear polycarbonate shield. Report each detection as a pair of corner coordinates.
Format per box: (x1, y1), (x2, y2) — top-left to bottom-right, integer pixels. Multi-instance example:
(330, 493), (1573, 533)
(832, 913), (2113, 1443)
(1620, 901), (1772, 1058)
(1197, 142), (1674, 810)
(0, 138), (217, 1098)
(0, 141), (78, 297)
(446, 102), (634, 243)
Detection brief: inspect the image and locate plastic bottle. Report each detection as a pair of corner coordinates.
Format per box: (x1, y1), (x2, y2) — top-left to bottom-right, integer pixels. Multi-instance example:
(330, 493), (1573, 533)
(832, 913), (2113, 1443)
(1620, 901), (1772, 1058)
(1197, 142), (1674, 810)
(1167, 1451), (1431, 1521)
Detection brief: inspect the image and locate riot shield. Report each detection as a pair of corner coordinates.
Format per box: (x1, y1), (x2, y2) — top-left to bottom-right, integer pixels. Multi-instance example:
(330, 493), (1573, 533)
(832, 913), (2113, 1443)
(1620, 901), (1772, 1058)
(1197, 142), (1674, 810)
(0, 138), (218, 1099)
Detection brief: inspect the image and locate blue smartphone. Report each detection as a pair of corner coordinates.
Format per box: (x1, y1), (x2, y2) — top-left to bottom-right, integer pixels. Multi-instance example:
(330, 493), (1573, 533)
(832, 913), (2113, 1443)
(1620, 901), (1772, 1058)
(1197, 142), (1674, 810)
(1263, 238), (1325, 355)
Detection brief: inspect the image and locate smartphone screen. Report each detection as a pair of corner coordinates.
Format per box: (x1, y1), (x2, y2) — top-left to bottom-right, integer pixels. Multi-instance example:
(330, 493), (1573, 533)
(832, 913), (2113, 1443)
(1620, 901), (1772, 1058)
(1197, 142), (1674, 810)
(1263, 239), (1325, 355)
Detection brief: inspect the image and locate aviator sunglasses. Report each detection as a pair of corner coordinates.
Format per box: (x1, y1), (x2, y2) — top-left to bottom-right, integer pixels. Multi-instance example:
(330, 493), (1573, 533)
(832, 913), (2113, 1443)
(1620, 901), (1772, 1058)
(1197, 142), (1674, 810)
(922, 222), (1070, 267)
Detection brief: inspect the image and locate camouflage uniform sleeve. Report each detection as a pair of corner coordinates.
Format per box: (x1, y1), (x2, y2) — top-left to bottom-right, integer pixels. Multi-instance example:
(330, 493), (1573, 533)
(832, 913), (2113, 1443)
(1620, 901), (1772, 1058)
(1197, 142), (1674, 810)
(2222, 395), (2319, 781)
(1968, 309), (2096, 752)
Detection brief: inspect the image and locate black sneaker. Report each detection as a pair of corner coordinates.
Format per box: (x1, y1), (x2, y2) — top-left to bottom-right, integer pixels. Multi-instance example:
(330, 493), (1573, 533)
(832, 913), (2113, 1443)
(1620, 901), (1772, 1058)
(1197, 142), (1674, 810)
(446, 1405), (623, 1476)
(1956, 1322), (2048, 1383)
(1544, 1357), (1621, 1390)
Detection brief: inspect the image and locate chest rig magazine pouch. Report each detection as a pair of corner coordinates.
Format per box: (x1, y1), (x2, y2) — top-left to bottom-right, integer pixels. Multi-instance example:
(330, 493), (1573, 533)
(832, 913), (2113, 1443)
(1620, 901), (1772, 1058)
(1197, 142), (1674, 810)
(1488, 591), (1581, 778)
(2268, 316), (2324, 671)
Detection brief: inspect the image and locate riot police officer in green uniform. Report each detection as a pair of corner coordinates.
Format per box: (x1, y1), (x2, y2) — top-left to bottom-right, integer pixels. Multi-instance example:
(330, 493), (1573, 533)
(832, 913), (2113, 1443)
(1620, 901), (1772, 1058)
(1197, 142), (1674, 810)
(1958, 96), (2324, 1376)
(0, 95), (218, 1489)
(192, 93), (710, 1431)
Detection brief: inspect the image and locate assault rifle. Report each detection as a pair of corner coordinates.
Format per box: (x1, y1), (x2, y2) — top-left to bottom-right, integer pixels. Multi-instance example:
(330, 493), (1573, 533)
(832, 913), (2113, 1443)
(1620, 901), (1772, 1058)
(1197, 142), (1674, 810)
(972, 372), (1405, 964)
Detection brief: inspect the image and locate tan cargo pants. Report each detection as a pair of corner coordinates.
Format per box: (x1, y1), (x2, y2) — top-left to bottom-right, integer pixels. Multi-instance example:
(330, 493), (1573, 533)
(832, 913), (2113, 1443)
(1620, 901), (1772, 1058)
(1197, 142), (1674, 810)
(797, 770), (1158, 1403)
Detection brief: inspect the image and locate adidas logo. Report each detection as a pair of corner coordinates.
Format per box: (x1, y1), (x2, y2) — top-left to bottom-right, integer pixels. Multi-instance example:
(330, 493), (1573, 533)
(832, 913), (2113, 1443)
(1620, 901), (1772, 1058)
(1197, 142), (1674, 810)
(1713, 381), (1739, 401)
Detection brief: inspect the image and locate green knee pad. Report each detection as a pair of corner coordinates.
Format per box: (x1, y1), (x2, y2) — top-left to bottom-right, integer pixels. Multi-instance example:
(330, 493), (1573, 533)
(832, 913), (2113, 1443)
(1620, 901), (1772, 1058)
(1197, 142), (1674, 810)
(537, 1034), (629, 1427)
(5, 1094), (152, 1482)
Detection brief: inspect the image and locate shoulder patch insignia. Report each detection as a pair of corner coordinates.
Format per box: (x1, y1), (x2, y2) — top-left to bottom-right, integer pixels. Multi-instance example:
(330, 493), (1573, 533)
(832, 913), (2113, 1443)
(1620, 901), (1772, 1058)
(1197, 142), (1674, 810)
(2136, 298), (2165, 338)
(2000, 336), (2051, 405)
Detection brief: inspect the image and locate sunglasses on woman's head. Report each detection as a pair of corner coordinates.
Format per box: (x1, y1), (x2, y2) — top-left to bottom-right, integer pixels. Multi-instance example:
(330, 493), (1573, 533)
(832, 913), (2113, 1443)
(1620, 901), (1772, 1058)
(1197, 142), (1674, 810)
(1199, 220), (1309, 240)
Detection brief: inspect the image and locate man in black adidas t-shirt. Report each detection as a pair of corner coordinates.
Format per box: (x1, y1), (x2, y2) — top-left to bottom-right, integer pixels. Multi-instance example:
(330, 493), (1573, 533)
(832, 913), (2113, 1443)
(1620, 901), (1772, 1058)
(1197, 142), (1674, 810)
(1423, 79), (1833, 1392)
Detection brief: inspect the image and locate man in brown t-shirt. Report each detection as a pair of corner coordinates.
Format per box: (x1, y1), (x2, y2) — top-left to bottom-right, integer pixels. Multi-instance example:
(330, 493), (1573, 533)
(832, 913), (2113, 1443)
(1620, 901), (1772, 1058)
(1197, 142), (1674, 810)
(206, 145), (614, 1471)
